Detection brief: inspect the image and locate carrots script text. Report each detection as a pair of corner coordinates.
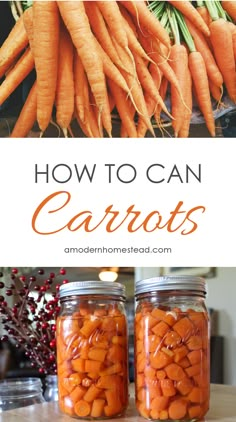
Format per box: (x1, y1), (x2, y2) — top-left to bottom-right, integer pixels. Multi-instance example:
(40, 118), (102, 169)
(31, 191), (206, 236)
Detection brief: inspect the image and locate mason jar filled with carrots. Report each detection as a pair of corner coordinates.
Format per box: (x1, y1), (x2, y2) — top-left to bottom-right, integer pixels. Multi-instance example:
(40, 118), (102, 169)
(56, 281), (129, 419)
(134, 276), (210, 421)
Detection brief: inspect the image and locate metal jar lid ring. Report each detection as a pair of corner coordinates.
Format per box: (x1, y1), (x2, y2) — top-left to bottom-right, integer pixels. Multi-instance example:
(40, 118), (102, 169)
(59, 281), (126, 299)
(135, 275), (207, 296)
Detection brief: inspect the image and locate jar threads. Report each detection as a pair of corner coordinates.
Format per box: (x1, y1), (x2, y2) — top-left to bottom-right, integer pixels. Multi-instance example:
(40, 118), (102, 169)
(0, 378), (45, 412)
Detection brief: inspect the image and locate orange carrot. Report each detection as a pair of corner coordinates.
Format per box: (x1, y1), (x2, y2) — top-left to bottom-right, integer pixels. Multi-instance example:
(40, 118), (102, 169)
(168, 398), (187, 420)
(74, 400), (91, 417)
(161, 379), (176, 397)
(120, 124), (128, 138)
(187, 335), (202, 350)
(94, 38), (130, 95)
(188, 386), (205, 403)
(112, 38), (154, 136)
(119, 3), (138, 34)
(97, 1), (131, 54)
(138, 33), (184, 105)
(90, 399), (106, 418)
(33, 1), (60, 132)
(185, 363), (201, 378)
(108, 91), (116, 113)
(23, 6), (34, 50)
(88, 91), (104, 138)
(233, 32), (236, 61)
(149, 64), (163, 91)
(119, 102), (136, 138)
(173, 317), (194, 340)
(165, 363), (186, 381)
(210, 18), (236, 102)
(0, 48), (34, 106)
(169, 44), (189, 137)
(196, 6), (212, 27)
(167, 0), (210, 37)
(119, 1), (171, 49)
(146, 378), (162, 398)
(174, 345), (189, 363)
(121, 15), (155, 64)
(150, 349), (173, 369)
(136, 94), (156, 138)
(188, 405), (203, 419)
(164, 330), (181, 348)
(55, 24), (74, 136)
(188, 51), (216, 136)
(154, 77), (169, 131)
(0, 13), (28, 78)
(108, 78), (137, 138)
(227, 22), (236, 61)
(178, 66), (192, 138)
(221, 0), (236, 21)
(74, 52), (93, 137)
(87, 348), (107, 363)
(156, 370), (166, 380)
(58, 1), (107, 120)
(10, 81), (37, 138)
(176, 377), (193, 395)
(84, 1), (125, 71)
(152, 321), (170, 337)
(185, 17), (223, 88)
(80, 318), (101, 338)
(188, 350), (202, 365)
(227, 21), (236, 36)
(136, 63), (163, 137)
(133, 53), (172, 119)
(150, 396), (169, 412)
(83, 385), (101, 402)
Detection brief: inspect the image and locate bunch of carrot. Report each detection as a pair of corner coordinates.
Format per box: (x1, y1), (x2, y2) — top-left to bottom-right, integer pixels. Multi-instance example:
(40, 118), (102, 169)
(148, 0), (236, 137)
(56, 304), (128, 418)
(0, 1), (235, 138)
(135, 305), (210, 420)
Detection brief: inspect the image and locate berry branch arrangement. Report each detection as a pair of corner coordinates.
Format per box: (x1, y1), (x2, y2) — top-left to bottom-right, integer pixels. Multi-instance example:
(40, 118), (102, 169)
(0, 267), (69, 375)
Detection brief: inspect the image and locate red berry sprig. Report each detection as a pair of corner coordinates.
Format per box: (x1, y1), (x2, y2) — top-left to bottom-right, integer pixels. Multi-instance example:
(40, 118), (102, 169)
(0, 268), (68, 375)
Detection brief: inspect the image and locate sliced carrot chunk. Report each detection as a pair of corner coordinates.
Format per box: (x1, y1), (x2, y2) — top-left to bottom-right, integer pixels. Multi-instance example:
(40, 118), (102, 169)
(165, 363), (186, 381)
(150, 350), (173, 369)
(173, 317), (194, 340)
(188, 386), (205, 403)
(168, 398), (187, 420)
(188, 349), (202, 365)
(150, 396), (169, 411)
(80, 319), (101, 337)
(176, 377), (193, 395)
(88, 347), (107, 362)
(174, 345), (189, 363)
(160, 378), (176, 397)
(185, 363), (201, 377)
(74, 400), (91, 417)
(164, 330), (181, 348)
(152, 320), (170, 337)
(187, 335), (203, 350)
(90, 399), (105, 418)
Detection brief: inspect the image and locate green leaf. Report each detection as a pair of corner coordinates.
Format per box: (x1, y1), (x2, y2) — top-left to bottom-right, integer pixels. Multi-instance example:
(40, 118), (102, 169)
(22, 1), (33, 11)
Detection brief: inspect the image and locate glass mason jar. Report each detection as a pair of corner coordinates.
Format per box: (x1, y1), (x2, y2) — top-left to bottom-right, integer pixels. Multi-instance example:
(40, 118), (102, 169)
(44, 374), (58, 402)
(57, 281), (129, 419)
(0, 378), (45, 412)
(134, 276), (210, 422)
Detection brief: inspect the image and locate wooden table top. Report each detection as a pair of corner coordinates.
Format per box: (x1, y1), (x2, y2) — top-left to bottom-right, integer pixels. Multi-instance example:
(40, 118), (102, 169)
(0, 384), (235, 421)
